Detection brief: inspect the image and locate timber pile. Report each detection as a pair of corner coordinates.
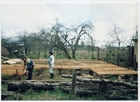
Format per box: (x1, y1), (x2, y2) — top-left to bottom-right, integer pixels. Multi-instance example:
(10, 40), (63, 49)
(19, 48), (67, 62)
(7, 78), (138, 99)
(2, 59), (22, 65)
(1, 91), (15, 100)
(1, 59), (138, 76)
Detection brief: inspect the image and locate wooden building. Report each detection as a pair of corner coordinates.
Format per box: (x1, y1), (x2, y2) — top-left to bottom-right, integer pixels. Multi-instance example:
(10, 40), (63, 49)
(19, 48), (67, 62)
(132, 38), (138, 70)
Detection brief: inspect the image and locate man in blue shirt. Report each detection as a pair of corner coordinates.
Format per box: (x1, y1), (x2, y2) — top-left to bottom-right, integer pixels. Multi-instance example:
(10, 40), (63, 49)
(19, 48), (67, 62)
(21, 56), (34, 80)
(47, 52), (55, 79)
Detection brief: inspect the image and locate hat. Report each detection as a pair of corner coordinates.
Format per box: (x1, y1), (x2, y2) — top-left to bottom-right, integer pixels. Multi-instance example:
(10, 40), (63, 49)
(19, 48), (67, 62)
(49, 52), (53, 55)
(21, 56), (27, 60)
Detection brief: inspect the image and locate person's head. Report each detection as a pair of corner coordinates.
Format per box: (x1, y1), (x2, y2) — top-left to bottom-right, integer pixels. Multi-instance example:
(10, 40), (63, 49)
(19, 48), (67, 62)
(49, 52), (53, 56)
(23, 47), (25, 49)
(21, 56), (27, 61)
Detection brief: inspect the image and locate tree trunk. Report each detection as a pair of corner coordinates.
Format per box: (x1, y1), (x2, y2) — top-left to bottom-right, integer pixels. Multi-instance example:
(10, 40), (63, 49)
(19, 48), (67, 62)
(72, 50), (76, 59)
(39, 50), (40, 58)
(92, 53), (94, 59)
(44, 48), (47, 58)
(87, 48), (89, 59)
(98, 49), (99, 60)
(28, 49), (30, 56)
(117, 52), (120, 66)
(56, 48), (58, 59)
(25, 48), (27, 56)
(107, 52), (108, 62)
(109, 51), (111, 60)
(117, 43), (120, 66)
(64, 49), (71, 59)
(91, 48), (94, 59)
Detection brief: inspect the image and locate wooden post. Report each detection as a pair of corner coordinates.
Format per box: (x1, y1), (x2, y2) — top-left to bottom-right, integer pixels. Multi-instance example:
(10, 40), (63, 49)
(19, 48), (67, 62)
(87, 51), (88, 59)
(80, 69), (81, 75)
(98, 49), (99, 60)
(99, 79), (106, 95)
(107, 52), (108, 62)
(82, 51), (83, 59)
(71, 69), (77, 100)
(134, 55), (137, 70)
(99, 76), (106, 95)
(93, 72), (97, 78)
(117, 52), (120, 66)
(16, 69), (18, 80)
(59, 69), (62, 75)
(118, 74), (122, 81)
(38, 68), (42, 76)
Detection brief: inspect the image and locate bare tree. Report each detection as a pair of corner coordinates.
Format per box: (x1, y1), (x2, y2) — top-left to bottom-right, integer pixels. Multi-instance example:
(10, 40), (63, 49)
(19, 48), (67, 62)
(17, 31), (30, 56)
(85, 36), (97, 59)
(110, 23), (125, 65)
(38, 29), (51, 58)
(28, 32), (42, 58)
(105, 39), (115, 60)
(90, 38), (97, 59)
(70, 21), (94, 59)
(1, 34), (11, 47)
(50, 21), (94, 59)
(50, 22), (72, 59)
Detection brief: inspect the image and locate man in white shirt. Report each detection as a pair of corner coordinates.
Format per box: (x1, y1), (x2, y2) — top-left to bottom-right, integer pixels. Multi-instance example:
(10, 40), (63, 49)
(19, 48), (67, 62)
(47, 52), (55, 79)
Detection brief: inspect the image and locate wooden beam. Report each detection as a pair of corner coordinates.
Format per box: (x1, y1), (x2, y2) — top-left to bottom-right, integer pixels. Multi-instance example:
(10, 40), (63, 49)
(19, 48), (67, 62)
(1, 56), (10, 60)
(97, 71), (138, 75)
(1, 59), (138, 76)
(92, 68), (130, 71)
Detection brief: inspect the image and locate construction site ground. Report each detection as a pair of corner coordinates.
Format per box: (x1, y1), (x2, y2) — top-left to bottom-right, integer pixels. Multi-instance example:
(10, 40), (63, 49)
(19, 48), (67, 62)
(1, 59), (138, 81)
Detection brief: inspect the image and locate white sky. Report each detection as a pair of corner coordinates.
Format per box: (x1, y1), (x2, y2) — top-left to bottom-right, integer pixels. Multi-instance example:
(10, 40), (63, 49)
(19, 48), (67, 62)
(0, 0), (139, 47)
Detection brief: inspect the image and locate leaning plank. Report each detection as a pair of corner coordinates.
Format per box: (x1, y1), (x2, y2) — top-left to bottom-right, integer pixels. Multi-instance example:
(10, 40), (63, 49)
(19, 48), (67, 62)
(1, 56), (10, 60)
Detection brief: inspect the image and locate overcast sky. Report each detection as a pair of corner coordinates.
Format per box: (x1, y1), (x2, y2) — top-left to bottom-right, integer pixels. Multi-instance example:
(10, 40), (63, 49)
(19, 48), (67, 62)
(1, 1), (138, 47)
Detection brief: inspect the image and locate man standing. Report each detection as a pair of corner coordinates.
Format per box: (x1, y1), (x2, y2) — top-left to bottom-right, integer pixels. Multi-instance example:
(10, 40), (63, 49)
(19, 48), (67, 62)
(21, 56), (34, 80)
(21, 47), (26, 57)
(47, 52), (55, 79)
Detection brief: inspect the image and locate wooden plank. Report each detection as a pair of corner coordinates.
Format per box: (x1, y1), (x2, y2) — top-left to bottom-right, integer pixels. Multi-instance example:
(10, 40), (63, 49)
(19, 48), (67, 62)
(1, 72), (16, 75)
(95, 70), (133, 73)
(1, 56), (10, 60)
(2, 69), (28, 75)
(97, 71), (138, 75)
(2, 59), (22, 65)
(92, 68), (129, 71)
(1, 72), (27, 75)
(1, 58), (138, 76)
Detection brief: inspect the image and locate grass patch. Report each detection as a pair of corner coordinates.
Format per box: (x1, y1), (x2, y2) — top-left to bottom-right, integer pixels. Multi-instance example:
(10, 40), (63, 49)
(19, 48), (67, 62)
(2, 83), (137, 100)
(2, 86), (107, 100)
(1, 83), (7, 91)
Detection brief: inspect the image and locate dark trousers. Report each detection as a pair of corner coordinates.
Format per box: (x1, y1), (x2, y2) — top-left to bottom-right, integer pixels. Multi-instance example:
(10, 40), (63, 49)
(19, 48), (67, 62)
(28, 65), (34, 80)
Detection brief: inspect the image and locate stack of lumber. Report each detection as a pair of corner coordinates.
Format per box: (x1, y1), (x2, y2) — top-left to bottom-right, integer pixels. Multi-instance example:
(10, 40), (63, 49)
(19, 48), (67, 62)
(1, 59), (138, 76)
(1, 65), (28, 75)
(2, 59), (22, 65)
